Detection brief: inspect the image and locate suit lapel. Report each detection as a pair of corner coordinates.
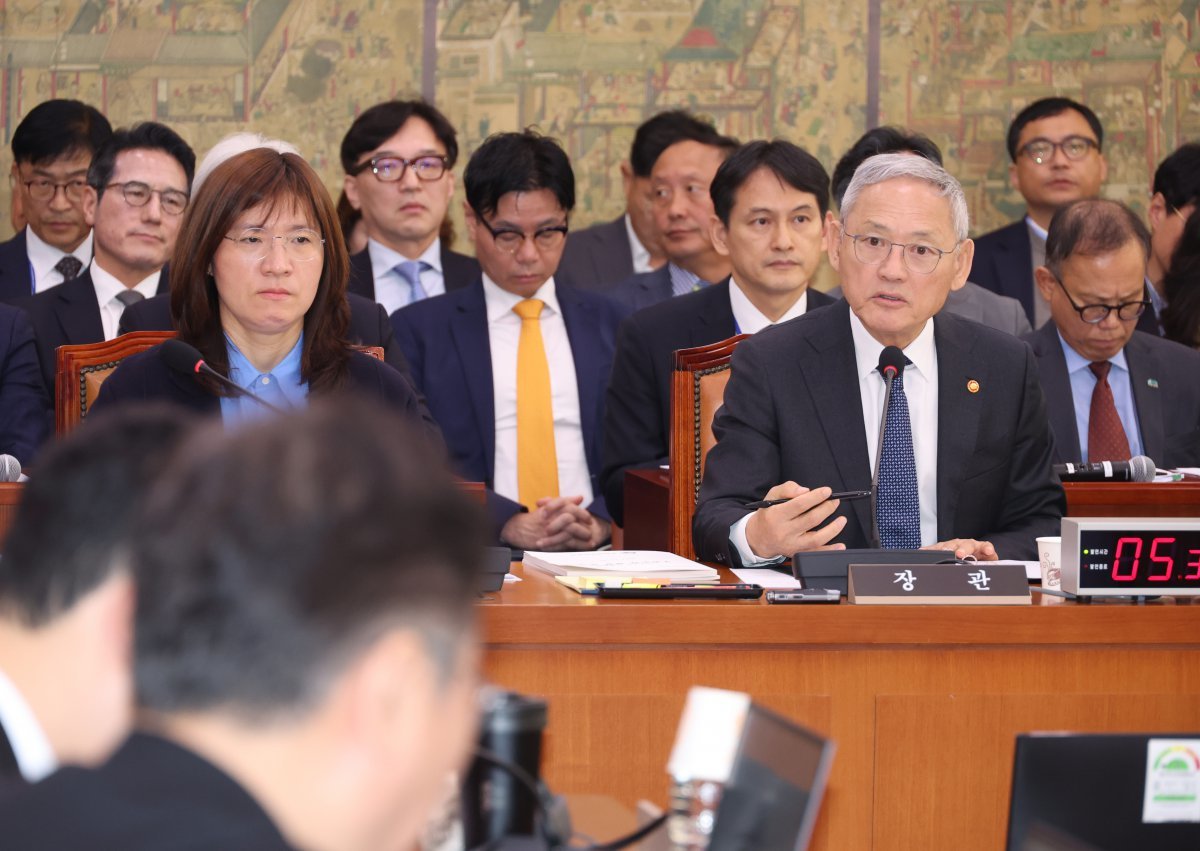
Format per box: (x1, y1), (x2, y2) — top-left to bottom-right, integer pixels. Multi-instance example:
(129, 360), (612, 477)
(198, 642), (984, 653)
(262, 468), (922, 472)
(689, 280), (736, 346)
(154, 267), (170, 296)
(0, 230), (34, 301)
(559, 288), (604, 467)
(934, 315), (986, 540)
(991, 221), (1035, 320)
(347, 250), (375, 299)
(449, 282), (497, 476)
(1031, 322), (1081, 461)
(56, 274), (105, 344)
(1126, 334), (1164, 464)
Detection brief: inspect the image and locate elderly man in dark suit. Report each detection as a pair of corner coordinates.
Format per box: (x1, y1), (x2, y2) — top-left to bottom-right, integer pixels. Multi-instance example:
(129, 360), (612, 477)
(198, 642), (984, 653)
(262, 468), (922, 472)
(393, 131), (629, 550)
(694, 154), (1064, 566)
(601, 140), (836, 525)
(0, 304), (49, 466)
(1025, 198), (1200, 468)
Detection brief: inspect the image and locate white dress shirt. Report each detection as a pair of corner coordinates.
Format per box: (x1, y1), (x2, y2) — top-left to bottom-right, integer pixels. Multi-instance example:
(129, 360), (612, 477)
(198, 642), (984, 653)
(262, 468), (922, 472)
(0, 666), (57, 782)
(89, 261), (162, 341)
(624, 214), (654, 275)
(367, 237), (446, 317)
(25, 227), (93, 295)
(483, 274), (594, 508)
(728, 279), (808, 335)
(731, 310), (940, 565)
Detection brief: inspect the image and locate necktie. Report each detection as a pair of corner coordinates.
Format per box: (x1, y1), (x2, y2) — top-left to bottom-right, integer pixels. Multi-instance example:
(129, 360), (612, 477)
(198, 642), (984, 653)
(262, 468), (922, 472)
(115, 290), (145, 311)
(876, 364), (921, 549)
(396, 260), (428, 304)
(1087, 361), (1132, 462)
(54, 255), (83, 282)
(513, 298), (558, 509)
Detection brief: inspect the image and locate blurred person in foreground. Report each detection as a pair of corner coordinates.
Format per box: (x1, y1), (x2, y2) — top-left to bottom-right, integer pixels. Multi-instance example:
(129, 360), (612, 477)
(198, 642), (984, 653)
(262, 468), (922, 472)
(0, 398), (485, 849)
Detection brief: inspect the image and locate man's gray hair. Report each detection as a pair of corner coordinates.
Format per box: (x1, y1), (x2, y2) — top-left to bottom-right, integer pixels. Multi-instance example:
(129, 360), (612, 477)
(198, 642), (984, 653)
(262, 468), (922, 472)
(193, 132), (301, 194)
(840, 152), (970, 242)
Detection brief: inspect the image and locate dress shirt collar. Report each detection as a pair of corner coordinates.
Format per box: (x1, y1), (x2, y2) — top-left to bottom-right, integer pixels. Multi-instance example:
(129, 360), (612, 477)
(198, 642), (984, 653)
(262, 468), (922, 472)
(1145, 273), (1166, 313)
(367, 236), (443, 277)
(668, 262), (709, 297)
(0, 666), (57, 782)
(729, 278), (807, 335)
(1057, 328), (1130, 376)
(849, 309), (936, 383)
(1024, 215), (1048, 243)
(89, 259), (161, 305)
(482, 273), (561, 324)
(623, 214), (653, 275)
(26, 226), (93, 291)
(226, 333), (306, 403)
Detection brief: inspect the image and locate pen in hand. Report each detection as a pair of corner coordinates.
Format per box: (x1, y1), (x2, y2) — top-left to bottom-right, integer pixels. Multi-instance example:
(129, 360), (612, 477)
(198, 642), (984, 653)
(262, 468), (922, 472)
(743, 489), (872, 511)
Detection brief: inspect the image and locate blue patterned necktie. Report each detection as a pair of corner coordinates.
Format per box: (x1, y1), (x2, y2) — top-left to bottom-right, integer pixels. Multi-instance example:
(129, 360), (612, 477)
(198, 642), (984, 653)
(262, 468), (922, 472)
(876, 364), (921, 549)
(396, 260), (428, 304)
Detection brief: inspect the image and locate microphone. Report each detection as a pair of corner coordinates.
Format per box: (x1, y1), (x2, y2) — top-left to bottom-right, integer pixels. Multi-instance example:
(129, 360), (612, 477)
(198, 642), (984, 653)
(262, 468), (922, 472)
(0, 454), (21, 483)
(869, 346), (908, 549)
(160, 338), (286, 414)
(1053, 455), (1156, 483)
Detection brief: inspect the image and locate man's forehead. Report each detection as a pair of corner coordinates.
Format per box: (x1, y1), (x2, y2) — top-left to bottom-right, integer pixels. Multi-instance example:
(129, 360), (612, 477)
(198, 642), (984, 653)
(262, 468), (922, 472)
(18, 152), (92, 176)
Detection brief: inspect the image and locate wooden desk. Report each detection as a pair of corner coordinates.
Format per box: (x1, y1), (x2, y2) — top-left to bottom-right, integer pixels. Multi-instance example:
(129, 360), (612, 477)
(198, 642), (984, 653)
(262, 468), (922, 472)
(0, 483), (20, 548)
(482, 566), (1200, 851)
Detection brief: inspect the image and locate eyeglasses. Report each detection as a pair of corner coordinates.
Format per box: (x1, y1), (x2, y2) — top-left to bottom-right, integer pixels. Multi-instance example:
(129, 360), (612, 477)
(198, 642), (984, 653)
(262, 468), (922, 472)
(841, 230), (958, 275)
(477, 216), (568, 255)
(22, 177), (88, 202)
(222, 228), (325, 262)
(348, 154), (448, 183)
(1019, 136), (1098, 165)
(106, 181), (189, 216)
(1053, 276), (1147, 324)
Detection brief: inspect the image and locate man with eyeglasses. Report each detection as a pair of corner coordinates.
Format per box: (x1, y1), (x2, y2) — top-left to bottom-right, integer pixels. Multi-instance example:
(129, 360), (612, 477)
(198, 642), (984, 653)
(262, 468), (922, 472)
(1025, 198), (1200, 467)
(22, 122), (194, 399)
(392, 130), (629, 550)
(694, 154), (1063, 566)
(0, 100), (113, 303)
(340, 100), (479, 316)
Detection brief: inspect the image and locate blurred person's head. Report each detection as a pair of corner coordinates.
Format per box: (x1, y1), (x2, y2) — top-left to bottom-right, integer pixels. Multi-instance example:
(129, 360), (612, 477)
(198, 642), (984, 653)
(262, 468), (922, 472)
(831, 126), (942, 210)
(1147, 142), (1200, 287)
(0, 405), (192, 775)
(1006, 97), (1106, 228)
(132, 398), (484, 851)
(191, 132), (298, 195)
(1035, 199), (1151, 363)
(336, 190), (369, 255)
(84, 122), (195, 287)
(463, 130), (574, 297)
(1159, 208), (1200, 349)
(10, 99), (112, 252)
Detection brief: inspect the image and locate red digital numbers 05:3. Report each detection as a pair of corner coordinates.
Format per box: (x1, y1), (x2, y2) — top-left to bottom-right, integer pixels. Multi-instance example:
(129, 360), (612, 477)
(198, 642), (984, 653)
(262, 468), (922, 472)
(1111, 537), (1200, 582)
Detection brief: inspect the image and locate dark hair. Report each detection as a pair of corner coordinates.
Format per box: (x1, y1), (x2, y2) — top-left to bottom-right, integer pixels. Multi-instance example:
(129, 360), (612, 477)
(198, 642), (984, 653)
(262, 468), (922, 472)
(1006, 97), (1104, 162)
(1162, 210), (1200, 349)
(132, 398), (485, 717)
(1153, 143), (1200, 212)
(87, 122), (197, 202)
(464, 129), (575, 219)
(831, 126), (942, 208)
(710, 140), (830, 225)
(170, 148), (351, 393)
(1044, 198), (1150, 279)
(340, 99), (459, 173)
(629, 110), (739, 177)
(0, 405), (192, 628)
(11, 99), (112, 167)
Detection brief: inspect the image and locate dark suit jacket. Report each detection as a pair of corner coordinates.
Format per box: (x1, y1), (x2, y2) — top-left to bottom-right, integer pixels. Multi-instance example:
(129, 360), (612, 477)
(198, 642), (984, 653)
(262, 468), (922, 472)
(971, 218), (1161, 334)
(22, 268), (170, 398)
(347, 242), (480, 301)
(0, 732), (295, 849)
(556, 215), (635, 293)
(0, 304), (51, 466)
(612, 265), (672, 313)
(600, 280), (835, 525)
(693, 300), (1064, 564)
(0, 230), (33, 304)
(391, 279), (630, 535)
(1025, 321), (1200, 467)
(0, 718), (23, 798)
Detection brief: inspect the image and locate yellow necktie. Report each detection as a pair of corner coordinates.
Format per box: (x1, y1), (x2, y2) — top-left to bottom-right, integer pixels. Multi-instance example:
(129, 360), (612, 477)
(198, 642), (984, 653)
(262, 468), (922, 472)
(513, 298), (559, 509)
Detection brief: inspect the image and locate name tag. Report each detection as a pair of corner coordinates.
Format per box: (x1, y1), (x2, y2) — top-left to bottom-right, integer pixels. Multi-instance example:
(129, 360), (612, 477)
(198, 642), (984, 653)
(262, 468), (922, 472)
(848, 563), (1030, 605)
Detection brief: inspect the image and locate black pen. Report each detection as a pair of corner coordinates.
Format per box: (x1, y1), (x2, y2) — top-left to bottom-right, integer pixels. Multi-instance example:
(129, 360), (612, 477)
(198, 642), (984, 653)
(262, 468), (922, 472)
(744, 489), (872, 511)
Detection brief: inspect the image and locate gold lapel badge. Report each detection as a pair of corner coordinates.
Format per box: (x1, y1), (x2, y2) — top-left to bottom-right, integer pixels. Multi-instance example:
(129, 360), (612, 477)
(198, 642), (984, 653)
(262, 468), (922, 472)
(967, 379), (980, 394)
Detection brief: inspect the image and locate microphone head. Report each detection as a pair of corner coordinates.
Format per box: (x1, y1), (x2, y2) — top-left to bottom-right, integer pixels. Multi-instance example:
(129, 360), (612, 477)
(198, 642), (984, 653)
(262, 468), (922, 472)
(0, 454), (21, 483)
(877, 345), (906, 378)
(1129, 455), (1156, 483)
(160, 338), (206, 377)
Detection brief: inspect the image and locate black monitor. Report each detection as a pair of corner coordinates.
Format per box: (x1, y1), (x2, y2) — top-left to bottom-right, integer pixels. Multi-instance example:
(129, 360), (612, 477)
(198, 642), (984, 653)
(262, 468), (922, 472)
(1007, 733), (1200, 850)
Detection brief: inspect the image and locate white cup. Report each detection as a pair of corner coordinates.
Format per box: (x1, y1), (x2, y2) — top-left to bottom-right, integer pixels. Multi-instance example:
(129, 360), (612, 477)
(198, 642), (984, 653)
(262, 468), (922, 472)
(1036, 536), (1062, 589)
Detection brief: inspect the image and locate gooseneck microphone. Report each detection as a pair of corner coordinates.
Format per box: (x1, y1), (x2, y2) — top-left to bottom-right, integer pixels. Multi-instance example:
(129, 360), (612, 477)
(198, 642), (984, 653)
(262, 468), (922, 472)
(1053, 455), (1156, 483)
(160, 338), (286, 414)
(869, 346), (907, 549)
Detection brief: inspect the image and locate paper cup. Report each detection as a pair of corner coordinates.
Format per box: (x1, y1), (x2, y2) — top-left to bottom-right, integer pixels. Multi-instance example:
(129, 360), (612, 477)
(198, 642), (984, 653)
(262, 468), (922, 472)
(1036, 536), (1062, 589)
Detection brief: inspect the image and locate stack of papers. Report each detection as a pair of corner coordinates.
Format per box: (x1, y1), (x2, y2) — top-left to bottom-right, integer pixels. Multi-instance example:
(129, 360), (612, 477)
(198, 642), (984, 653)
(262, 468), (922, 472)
(523, 550), (719, 583)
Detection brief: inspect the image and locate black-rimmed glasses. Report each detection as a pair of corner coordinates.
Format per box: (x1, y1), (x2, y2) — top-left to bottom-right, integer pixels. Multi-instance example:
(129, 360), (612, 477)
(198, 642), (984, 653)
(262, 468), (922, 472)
(348, 155), (448, 183)
(1053, 276), (1147, 323)
(106, 181), (189, 216)
(477, 217), (568, 255)
(1019, 136), (1098, 165)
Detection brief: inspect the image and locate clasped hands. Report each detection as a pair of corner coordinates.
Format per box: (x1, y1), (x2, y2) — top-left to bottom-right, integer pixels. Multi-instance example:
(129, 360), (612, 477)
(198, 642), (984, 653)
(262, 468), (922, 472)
(744, 482), (997, 561)
(501, 495), (610, 551)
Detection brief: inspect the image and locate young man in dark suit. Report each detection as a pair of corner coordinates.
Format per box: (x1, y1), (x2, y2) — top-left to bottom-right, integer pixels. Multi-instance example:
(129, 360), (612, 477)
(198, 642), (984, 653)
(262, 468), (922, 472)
(340, 100), (479, 314)
(0, 100), (112, 303)
(1026, 198), (1200, 467)
(22, 122), (194, 398)
(0, 401), (485, 850)
(393, 130), (629, 550)
(0, 304), (49, 466)
(694, 154), (1064, 565)
(601, 140), (836, 525)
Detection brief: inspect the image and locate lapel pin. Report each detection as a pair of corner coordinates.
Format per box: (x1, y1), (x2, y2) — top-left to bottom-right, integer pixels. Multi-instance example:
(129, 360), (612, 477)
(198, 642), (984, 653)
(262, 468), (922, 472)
(967, 379), (980, 394)
(1147, 378), (1159, 389)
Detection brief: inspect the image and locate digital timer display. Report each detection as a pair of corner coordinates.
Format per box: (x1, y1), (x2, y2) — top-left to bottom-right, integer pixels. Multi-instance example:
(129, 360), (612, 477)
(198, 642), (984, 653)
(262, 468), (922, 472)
(1077, 530), (1200, 588)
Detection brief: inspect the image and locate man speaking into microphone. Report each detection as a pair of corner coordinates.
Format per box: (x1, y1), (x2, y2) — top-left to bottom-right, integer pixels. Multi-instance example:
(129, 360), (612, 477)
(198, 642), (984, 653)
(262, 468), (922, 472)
(693, 154), (1064, 565)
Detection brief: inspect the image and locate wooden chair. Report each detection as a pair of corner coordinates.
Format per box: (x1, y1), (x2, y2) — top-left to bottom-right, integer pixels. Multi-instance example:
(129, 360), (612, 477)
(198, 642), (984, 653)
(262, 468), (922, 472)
(56, 331), (176, 434)
(667, 334), (750, 559)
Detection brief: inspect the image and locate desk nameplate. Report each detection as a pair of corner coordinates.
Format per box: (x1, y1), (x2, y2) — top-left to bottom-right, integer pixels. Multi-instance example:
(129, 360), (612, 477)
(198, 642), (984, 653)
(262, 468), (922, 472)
(848, 563), (1031, 605)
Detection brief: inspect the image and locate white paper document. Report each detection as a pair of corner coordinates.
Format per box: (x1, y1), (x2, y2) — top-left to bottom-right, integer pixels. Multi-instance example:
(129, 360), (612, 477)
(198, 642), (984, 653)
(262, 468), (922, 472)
(730, 568), (802, 589)
(522, 550), (719, 582)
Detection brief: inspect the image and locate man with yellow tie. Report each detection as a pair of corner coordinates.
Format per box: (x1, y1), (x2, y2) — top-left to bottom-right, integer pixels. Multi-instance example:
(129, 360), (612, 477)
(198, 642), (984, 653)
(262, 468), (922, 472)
(392, 130), (629, 550)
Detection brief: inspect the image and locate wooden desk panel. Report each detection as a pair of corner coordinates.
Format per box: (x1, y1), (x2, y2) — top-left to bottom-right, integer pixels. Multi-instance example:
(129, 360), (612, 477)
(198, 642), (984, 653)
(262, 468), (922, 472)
(482, 567), (1200, 851)
(0, 483), (21, 548)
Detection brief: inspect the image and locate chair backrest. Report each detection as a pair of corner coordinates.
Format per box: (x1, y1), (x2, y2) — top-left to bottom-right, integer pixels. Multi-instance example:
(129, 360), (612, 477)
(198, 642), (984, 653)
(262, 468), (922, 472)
(56, 331), (176, 434)
(668, 334), (750, 559)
